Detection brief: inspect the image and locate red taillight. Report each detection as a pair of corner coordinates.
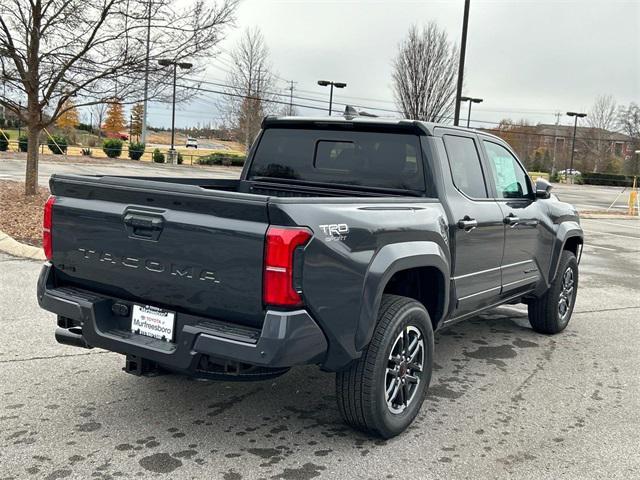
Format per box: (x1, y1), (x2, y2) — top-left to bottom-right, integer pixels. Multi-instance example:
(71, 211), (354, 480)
(263, 226), (312, 307)
(43, 195), (56, 260)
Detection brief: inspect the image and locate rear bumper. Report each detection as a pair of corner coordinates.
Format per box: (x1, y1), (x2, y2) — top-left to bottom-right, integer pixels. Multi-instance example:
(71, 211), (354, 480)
(37, 263), (328, 372)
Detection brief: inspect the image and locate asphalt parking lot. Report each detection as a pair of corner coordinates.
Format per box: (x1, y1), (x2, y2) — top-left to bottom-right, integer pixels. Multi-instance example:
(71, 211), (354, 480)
(1, 168), (639, 479)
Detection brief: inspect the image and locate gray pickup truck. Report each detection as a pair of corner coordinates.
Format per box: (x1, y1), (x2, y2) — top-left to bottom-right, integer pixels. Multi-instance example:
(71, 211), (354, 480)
(37, 116), (583, 438)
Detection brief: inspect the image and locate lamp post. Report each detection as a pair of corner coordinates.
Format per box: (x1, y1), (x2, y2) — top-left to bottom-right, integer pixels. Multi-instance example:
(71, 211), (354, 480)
(566, 111), (587, 183)
(317, 80), (347, 116)
(454, 0), (471, 126)
(460, 96), (483, 127)
(158, 59), (193, 164)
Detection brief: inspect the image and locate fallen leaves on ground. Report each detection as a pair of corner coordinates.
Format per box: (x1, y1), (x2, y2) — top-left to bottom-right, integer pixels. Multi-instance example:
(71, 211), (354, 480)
(0, 180), (50, 246)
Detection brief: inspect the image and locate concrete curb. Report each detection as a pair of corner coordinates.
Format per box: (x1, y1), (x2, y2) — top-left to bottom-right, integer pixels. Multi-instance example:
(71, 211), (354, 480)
(0, 230), (45, 260)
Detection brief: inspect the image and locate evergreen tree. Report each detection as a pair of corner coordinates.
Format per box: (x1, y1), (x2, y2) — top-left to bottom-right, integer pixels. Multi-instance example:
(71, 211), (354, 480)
(55, 99), (79, 130)
(130, 103), (144, 140)
(103, 99), (125, 135)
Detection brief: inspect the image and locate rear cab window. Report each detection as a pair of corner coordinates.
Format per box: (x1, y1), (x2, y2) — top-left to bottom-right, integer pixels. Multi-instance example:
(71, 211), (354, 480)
(247, 128), (427, 193)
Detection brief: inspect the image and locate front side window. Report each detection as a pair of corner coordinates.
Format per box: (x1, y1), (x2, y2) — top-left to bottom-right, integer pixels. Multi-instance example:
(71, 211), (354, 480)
(483, 141), (532, 199)
(443, 135), (488, 199)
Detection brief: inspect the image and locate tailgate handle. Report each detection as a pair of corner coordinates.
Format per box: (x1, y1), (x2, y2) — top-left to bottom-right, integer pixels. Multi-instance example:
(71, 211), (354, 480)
(123, 213), (164, 240)
(124, 214), (163, 230)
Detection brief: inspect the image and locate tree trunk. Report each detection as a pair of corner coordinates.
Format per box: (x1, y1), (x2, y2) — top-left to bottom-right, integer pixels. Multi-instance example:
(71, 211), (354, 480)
(25, 125), (41, 196)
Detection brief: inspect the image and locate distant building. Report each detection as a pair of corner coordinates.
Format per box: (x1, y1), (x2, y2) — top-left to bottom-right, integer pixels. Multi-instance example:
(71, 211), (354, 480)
(534, 124), (635, 159)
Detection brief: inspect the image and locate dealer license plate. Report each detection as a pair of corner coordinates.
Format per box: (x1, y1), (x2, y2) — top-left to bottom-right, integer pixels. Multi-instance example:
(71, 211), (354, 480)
(131, 305), (176, 342)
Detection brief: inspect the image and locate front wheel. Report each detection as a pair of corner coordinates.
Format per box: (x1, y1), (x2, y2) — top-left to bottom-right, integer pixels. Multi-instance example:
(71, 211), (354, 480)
(528, 250), (579, 334)
(336, 295), (434, 438)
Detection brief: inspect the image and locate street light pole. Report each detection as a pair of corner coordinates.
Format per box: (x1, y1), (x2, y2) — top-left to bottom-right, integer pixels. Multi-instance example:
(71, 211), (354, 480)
(454, 0), (471, 126)
(318, 80), (347, 116)
(170, 62), (177, 153)
(141, 0), (152, 145)
(460, 96), (483, 127)
(159, 59), (193, 164)
(566, 111), (587, 183)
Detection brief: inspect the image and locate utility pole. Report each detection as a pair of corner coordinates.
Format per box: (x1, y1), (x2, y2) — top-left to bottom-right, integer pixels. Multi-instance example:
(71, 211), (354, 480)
(551, 112), (561, 175)
(141, 0), (153, 145)
(454, 0), (471, 126)
(288, 80), (296, 116)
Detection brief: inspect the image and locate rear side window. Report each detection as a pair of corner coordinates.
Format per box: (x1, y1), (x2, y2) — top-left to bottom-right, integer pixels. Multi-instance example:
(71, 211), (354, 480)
(443, 135), (488, 199)
(248, 128), (426, 191)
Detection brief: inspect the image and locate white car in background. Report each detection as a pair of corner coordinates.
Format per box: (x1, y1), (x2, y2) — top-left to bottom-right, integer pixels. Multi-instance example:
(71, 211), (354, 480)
(185, 137), (198, 149)
(558, 168), (581, 176)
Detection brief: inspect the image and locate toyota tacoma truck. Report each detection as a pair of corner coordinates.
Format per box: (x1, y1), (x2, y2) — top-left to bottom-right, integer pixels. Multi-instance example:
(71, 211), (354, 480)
(37, 116), (583, 438)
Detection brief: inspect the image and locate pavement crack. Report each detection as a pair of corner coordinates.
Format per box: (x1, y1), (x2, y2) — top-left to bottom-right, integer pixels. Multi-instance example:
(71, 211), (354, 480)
(0, 351), (113, 364)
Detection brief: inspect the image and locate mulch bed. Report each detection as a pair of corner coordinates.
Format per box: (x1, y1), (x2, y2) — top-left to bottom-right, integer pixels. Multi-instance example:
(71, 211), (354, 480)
(0, 180), (50, 246)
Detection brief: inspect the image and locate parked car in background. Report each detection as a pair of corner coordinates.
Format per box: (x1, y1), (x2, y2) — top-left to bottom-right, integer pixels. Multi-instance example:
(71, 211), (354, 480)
(186, 137), (198, 149)
(37, 116), (583, 438)
(105, 132), (129, 141)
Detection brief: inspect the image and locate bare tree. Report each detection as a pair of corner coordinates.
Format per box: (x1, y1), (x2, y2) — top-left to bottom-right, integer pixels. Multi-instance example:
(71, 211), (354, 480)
(222, 27), (277, 149)
(585, 95), (617, 172)
(392, 23), (459, 123)
(0, 0), (238, 195)
(617, 103), (640, 175)
(90, 103), (109, 137)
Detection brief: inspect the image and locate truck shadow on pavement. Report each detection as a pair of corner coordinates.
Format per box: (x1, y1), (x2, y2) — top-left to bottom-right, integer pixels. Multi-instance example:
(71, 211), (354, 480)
(41, 305), (569, 478)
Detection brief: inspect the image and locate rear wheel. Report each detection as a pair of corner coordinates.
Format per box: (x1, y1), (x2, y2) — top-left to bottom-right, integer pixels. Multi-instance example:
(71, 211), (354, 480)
(528, 250), (578, 334)
(336, 295), (434, 438)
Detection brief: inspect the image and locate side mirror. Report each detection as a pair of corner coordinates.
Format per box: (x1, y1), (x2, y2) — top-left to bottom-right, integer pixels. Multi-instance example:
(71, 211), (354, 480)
(535, 178), (553, 199)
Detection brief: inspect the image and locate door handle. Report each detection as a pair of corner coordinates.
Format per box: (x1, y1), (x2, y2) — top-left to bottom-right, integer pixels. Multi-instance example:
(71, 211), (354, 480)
(457, 216), (478, 232)
(504, 214), (520, 226)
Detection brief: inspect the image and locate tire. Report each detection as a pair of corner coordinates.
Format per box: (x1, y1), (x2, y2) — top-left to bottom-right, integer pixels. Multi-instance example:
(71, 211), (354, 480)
(528, 250), (578, 334)
(336, 294), (434, 438)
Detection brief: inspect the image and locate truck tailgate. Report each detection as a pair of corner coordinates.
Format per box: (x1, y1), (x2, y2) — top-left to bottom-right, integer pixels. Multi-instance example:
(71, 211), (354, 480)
(50, 175), (269, 328)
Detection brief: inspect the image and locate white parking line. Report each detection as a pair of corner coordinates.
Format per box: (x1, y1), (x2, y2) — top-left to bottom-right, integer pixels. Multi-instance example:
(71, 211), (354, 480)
(586, 244), (617, 251)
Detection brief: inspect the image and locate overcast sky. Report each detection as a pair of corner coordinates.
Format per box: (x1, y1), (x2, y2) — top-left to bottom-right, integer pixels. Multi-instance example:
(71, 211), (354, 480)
(147, 0), (640, 130)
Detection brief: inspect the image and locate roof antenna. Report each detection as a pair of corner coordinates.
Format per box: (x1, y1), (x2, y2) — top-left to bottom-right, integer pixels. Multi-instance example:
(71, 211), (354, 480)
(343, 105), (378, 119)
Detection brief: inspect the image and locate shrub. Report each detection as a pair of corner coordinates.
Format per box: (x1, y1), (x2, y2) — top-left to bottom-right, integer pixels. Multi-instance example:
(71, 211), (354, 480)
(152, 148), (165, 163)
(47, 134), (68, 154)
(550, 171), (560, 183)
(81, 148), (92, 156)
(102, 138), (123, 158)
(128, 142), (145, 161)
(0, 132), (9, 151)
(87, 136), (98, 148)
(18, 135), (28, 152)
(177, 151), (184, 165)
(580, 171), (633, 187)
(573, 174), (584, 185)
(197, 152), (246, 166)
(0, 118), (5, 127)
